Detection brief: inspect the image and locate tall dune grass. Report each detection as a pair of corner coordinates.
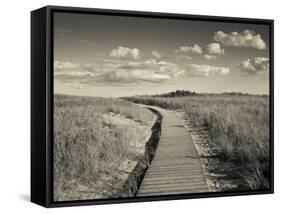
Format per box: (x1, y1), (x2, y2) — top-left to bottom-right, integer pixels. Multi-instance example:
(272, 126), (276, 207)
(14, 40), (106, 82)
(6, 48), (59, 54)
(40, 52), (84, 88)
(126, 95), (270, 190)
(54, 94), (155, 201)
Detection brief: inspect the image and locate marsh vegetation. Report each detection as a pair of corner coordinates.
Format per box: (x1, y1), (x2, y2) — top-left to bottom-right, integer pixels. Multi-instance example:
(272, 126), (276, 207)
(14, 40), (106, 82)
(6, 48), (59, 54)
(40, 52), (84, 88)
(53, 94), (156, 201)
(126, 94), (270, 190)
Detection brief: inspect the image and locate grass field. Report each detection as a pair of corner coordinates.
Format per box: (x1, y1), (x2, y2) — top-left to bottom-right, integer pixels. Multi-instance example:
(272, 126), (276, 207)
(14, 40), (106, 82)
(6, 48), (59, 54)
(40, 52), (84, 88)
(126, 94), (270, 190)
(53, 94), (155, 201)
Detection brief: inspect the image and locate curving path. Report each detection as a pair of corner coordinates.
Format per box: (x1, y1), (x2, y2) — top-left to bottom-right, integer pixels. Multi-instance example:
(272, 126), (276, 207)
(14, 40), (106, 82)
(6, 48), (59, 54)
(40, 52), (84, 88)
(137, 105), (209, 196)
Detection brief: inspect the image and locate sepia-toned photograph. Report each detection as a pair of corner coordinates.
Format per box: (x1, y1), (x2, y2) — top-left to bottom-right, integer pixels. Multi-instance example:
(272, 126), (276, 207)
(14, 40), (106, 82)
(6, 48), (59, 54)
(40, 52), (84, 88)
(53, 11), (271, 202)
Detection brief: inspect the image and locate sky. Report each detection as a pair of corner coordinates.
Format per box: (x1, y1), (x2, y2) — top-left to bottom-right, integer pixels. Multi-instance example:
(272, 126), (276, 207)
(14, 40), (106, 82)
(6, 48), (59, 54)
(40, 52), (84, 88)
(53, 12), (270, 97)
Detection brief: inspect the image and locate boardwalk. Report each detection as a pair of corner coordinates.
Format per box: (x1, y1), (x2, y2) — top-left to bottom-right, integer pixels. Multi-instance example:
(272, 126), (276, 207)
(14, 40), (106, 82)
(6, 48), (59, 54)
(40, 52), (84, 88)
(137, 106), (209, 197)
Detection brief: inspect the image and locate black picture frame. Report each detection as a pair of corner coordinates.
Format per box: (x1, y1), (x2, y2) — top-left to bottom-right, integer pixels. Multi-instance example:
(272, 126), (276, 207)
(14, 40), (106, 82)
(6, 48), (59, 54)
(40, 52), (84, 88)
(31, 5), (274, 208)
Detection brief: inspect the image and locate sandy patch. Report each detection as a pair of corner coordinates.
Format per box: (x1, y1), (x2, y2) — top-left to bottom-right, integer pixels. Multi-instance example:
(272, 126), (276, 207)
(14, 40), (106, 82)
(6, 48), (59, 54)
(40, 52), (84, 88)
(103, 112), (155, 156)
(92, 111), (158, 198)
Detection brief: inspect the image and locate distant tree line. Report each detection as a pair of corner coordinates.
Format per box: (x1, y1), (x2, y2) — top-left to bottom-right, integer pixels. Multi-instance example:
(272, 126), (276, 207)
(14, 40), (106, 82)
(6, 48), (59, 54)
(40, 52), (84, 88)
(127, 90), (268, 99)
(152, 90), (198, 98)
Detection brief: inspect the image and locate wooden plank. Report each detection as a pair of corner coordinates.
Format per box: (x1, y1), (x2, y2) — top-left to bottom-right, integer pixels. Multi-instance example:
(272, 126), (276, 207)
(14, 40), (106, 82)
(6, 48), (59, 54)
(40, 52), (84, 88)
(136, 106), (209, 197)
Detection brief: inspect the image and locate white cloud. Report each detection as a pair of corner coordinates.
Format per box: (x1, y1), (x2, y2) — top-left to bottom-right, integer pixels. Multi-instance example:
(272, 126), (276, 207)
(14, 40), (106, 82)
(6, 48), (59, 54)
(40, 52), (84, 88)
(177, 55), (192, 60)
(54, 61), (80, 70)
(152, 50), (162, 59)
(176, 43), (224, 60)
(109, 59), (184, 82)
(214, 30), (266, 50)
(202, 55), (217, 60)
(54, 58), (231, 85)
(54, 59), (184, 84)
(102, 69), (171, 83)
(238, 57), (269, 74)
(54, 61), (102, 78)
(204, 43), (224, 55)
(175, 44), (203, 59)
(109, 46), (140, 60)
(186, 64), (230, 77)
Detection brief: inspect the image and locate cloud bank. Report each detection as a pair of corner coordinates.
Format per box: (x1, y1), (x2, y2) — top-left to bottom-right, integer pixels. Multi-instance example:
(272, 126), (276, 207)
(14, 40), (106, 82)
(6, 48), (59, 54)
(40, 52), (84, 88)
(204, 42), (224, 55)
(109, 46), (140, 60)
(175, 44), (203, 59)
(238, 57), (269, 74)
(175, 43), (224, 60)
(54, 58), (230, 84)
(54, 59), (184, 84)
(152, 50), (162, 59)
(186, 64), (230, 77)
(214, 30), (266, 50)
